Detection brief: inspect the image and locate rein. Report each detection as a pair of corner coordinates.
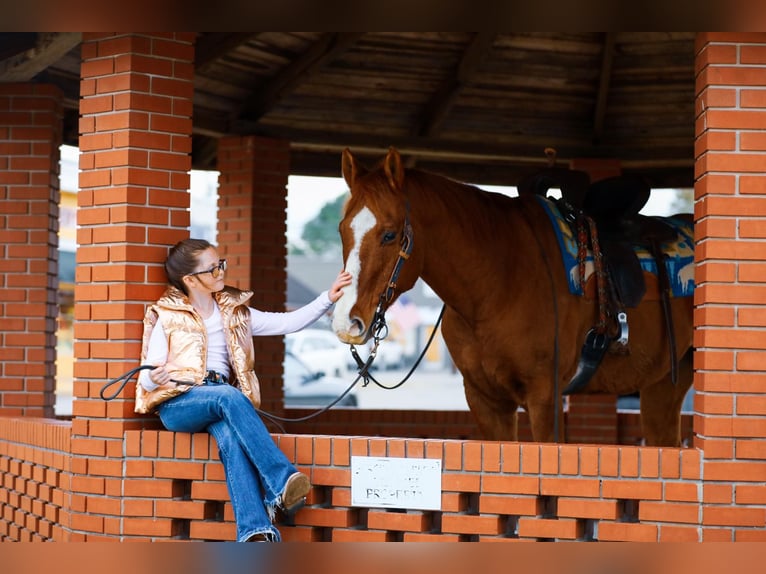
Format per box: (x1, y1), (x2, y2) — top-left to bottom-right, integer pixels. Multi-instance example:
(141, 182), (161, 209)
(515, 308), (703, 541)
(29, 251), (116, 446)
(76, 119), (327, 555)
(99, 363), (362, 433)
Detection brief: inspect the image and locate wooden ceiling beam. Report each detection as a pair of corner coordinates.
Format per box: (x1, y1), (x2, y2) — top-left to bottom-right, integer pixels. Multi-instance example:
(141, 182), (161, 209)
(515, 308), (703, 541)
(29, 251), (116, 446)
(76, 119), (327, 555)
(195, 33), (257, 73)
(411, 32), (497, 140)
(0, 33), (81, 82)
(192, 137), (219, 170)
(592, 32), (616, 145)
(238, 32), (363, 122)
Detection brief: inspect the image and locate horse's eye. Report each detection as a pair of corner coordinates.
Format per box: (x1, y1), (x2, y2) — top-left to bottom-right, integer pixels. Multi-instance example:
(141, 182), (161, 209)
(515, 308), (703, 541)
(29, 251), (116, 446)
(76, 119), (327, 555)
(381, 231), (397, 245)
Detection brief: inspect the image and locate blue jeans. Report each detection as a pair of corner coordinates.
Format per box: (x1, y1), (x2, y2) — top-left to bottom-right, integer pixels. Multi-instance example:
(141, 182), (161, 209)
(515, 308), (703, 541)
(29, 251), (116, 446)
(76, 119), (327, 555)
(156, 383), (297, 542)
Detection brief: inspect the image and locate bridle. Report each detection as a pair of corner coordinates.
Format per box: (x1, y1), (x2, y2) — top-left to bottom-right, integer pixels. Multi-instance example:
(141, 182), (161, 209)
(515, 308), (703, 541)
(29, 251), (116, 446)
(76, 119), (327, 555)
(373, 202), (414, 337)
(349, 202), (415, 377)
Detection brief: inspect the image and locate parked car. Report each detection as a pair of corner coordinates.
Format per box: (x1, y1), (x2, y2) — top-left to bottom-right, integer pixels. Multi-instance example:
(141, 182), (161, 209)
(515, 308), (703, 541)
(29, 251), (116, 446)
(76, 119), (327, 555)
(347, 338), (406, 371)
(285, 328), (350, 377)
(283, 351), (357, 408)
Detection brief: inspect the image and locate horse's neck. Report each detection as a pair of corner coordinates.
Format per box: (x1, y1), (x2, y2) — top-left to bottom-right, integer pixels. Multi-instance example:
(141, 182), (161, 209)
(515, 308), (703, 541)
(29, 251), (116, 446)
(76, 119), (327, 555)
(409, 179), (533, 319)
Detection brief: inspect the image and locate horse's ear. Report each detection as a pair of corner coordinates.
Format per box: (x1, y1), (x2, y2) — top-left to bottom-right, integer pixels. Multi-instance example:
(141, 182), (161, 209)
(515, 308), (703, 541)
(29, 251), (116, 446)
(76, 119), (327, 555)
(384, 147), (405, 193)
(342, 148), (367, 191)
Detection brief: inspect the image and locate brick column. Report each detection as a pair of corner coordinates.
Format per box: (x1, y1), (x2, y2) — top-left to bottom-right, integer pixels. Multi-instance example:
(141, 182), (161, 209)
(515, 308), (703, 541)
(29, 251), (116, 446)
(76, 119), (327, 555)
(563, 158), (623, 444)
(216, 136), (291, 416)
(0, 84), (63, 418)
(694, 32), (766, 541)
(72, 32), (195, 540)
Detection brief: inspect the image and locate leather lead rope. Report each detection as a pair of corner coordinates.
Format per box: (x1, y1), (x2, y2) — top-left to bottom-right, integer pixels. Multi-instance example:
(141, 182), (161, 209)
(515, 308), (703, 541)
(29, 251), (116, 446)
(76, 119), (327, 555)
(99, 365), (192, 400)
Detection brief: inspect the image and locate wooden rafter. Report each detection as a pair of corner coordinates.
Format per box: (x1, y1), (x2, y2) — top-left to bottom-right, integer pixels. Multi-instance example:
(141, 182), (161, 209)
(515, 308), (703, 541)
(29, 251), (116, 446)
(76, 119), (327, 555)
(0, 33), (81, 82)
(592, 32), (616, 145)
(411, 32), (497, 139)
(195, 33), (257, 73)
(403, 32), (496, 168)
(192, 137), (219, 170)
(237, 32), (363, 122)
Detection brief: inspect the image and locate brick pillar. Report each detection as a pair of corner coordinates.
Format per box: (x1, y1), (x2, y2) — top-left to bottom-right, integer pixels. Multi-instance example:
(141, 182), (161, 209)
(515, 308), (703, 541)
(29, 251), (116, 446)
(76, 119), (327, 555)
(0, 84), (63, 418)
(216, 136), (290, 416)
(563, 158), (622, 444)
(72, 32), (195, 540)
(694, 32), (766, 541)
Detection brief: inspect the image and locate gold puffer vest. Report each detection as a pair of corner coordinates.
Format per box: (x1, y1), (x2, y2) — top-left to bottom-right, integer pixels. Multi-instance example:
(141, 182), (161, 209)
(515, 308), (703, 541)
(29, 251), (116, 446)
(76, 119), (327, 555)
(134, 285), (260, 414)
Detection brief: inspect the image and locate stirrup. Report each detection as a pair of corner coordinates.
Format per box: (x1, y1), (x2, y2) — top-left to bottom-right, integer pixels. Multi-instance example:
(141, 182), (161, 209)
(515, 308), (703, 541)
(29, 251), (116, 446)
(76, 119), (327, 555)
(562, 328), (611, 395)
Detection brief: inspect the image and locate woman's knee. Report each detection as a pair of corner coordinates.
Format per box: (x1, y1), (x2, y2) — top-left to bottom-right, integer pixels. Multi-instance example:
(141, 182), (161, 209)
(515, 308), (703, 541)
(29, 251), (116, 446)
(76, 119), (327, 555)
(216, 384), (249, 405)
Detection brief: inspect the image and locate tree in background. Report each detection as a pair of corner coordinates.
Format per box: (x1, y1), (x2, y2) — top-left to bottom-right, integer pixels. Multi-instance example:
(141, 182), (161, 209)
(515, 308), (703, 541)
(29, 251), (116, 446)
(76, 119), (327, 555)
(669, 188), (694, 214)
(297, 193), (347, 256)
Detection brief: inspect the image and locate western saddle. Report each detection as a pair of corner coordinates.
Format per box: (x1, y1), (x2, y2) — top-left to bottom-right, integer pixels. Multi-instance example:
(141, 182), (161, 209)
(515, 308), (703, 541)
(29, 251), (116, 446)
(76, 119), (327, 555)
(517, 150), (681, 395)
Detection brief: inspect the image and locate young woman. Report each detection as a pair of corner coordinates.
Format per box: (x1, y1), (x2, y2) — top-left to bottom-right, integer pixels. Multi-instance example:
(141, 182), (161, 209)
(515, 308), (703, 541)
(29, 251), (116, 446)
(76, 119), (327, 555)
(135, 238), (352, 542)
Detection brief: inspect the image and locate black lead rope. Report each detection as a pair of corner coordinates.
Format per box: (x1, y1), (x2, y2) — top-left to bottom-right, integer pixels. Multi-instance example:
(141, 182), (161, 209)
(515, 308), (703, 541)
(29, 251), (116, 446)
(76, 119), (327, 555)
(349, 304), (445, 390)
(98, 362), (364, 433)
(99, 365), (193, 400)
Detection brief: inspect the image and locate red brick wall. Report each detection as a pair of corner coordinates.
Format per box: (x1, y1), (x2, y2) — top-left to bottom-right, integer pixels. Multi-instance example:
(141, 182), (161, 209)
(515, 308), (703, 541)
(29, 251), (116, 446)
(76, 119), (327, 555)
(693, 32), (766, 540)
(0, 84), (63, 417)
(71, 32), (196, 540)
(216, 135), (291, 415)
(0, 418), (71, 541)
(105, 429), (706, 542)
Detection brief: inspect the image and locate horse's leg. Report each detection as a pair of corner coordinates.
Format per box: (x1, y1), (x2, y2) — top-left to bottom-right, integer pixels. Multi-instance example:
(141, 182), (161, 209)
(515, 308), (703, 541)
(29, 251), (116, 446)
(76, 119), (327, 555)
(639, 349), (693, 447)
(463, 380), (520, 441)
(524, 385), (565, 443)
(442, 310), (520, 441)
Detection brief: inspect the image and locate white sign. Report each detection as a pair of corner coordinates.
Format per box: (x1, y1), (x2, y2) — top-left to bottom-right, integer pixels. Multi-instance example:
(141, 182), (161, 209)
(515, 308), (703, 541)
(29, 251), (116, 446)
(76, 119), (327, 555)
(351, 456), (442, 511)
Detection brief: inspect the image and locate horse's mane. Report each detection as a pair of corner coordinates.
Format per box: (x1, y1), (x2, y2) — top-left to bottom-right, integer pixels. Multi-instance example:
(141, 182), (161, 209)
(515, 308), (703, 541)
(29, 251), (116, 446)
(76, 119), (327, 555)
(343, 164), (517, 217)
(403, 169), (520, 237)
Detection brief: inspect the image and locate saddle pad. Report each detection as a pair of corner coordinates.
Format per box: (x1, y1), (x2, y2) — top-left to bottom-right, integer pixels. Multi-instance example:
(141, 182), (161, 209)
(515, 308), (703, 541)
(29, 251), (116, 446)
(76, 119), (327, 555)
(535, 196), (695, 298)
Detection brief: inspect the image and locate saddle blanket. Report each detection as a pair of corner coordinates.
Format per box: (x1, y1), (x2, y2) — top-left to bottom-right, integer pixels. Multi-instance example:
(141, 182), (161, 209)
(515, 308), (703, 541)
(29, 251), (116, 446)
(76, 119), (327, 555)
(536, 196), (695, 298)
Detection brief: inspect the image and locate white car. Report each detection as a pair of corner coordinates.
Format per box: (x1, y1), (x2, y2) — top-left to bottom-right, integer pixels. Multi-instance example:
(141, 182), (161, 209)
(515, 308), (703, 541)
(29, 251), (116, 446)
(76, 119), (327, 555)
(285, 329), (350, 378)
(283, 351), (357, 408)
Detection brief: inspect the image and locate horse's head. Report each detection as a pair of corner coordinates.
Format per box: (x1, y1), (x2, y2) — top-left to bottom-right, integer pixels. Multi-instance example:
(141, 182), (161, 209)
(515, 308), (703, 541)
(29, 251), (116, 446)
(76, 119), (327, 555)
(332, 147), (421, 345)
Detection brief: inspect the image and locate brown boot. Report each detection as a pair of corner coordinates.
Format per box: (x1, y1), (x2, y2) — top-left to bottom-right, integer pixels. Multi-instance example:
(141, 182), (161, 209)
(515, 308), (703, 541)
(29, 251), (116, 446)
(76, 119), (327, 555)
(281, 472), (311, 513)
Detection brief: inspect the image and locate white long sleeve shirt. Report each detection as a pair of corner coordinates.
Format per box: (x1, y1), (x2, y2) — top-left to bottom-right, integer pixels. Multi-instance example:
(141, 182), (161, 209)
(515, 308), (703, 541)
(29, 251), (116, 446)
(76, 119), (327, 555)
(138, 291), (334, 391)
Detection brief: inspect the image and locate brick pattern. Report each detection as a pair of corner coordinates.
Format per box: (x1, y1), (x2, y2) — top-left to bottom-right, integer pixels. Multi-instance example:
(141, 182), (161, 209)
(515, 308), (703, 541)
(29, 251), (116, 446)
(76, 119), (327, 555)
(216, 136), (291, 415)
(0, 421), (713, 543)
(281, 408), (693, 447)
(0, 418), (71, 541)
(105, 430), (708, 542)
(694, 32), (766, 540)
(0, 84), (63, 417)
(5, 31), (766, 544)
(72, 32), (196, 539)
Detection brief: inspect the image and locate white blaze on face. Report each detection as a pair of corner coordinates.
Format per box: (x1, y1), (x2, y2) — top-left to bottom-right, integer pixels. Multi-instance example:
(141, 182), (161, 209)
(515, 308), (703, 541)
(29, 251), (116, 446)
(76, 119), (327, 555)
(332, 206), (377, 337)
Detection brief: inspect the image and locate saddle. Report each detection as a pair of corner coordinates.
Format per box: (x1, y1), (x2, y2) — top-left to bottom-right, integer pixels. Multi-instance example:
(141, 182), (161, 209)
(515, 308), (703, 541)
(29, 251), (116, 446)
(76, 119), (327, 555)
(518, 164), (680, 395)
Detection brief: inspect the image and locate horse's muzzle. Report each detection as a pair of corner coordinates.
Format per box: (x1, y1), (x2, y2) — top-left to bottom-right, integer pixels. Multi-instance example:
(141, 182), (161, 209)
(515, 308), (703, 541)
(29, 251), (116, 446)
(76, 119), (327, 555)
(334, 316), (368, 345)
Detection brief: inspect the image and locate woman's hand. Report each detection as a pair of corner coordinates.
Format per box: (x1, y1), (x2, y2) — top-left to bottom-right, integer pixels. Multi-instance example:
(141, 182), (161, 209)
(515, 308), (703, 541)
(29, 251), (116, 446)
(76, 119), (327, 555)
(328, 270), (352, 303)
(149, 365), (176, 387)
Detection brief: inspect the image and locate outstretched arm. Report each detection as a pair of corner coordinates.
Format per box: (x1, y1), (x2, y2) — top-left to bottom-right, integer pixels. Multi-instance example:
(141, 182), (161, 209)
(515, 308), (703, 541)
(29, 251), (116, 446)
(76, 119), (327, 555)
(250, 270), (352, 336)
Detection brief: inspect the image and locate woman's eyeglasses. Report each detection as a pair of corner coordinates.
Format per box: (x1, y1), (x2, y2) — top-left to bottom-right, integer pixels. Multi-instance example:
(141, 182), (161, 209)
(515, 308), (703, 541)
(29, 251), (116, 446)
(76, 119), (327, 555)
(188, 259), (227, 279)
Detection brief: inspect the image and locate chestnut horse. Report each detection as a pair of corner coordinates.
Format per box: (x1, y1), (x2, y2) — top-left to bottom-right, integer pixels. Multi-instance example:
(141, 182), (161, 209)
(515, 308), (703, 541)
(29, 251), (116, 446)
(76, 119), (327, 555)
(332, 147), (694, 446)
